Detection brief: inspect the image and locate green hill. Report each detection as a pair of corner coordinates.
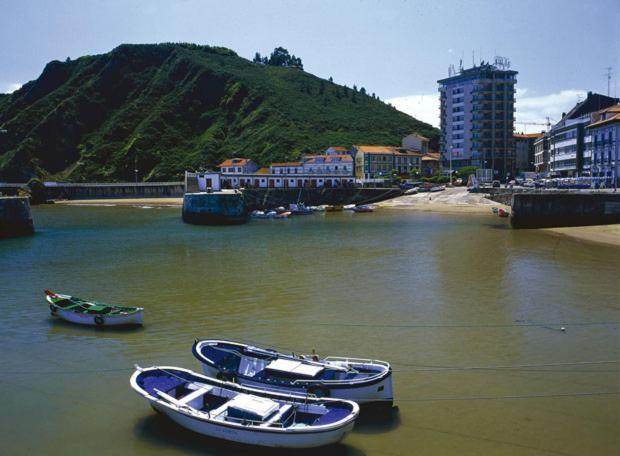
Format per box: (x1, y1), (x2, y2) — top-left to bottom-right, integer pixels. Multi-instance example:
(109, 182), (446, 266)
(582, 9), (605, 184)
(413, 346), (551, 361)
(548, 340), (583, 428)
(0, 43), (438, 182)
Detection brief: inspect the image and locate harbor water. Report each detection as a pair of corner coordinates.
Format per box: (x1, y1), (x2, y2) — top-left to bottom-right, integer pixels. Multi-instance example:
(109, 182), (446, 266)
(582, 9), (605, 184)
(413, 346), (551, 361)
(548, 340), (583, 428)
(0, 205), (618, 455)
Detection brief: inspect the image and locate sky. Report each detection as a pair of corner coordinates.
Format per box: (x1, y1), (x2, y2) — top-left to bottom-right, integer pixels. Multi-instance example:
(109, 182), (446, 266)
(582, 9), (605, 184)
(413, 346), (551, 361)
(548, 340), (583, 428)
(1, 0), (619, 131)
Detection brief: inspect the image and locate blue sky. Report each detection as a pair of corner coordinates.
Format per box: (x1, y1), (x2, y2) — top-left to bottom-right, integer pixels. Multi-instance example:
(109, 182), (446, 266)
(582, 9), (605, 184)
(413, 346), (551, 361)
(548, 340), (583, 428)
(1, 0), (619, 130)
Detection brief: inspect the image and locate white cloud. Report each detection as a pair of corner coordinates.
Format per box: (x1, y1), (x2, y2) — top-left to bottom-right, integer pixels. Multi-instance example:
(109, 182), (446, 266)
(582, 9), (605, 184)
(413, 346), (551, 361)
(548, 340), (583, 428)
(1, 83), (22, 94)
(387, 93), (439, 127)
(388, 88), (589, 132)
(515, 89), (587, 130)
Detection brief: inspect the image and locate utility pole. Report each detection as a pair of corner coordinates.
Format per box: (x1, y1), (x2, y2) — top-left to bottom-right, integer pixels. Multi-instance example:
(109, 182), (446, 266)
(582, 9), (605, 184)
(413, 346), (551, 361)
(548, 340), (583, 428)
(134, 154), (138, 185)
(449, 147), (453, 186)
(605, 67), (613, 96)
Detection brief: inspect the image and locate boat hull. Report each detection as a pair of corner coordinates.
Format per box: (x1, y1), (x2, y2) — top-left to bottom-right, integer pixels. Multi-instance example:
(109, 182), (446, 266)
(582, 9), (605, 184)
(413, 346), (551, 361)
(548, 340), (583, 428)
(150, 401), (354, 448)
(53, 308), (144, 326)
(193, 340), (394, 405)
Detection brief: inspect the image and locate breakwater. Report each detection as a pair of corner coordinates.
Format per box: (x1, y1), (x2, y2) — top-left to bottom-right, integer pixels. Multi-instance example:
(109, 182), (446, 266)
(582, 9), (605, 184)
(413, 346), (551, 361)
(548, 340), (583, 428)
(0, 197), (34, 239)
(182, 191), (247, 225)
(511, 192), (620, 229)
(0, 182), (184, 200)
(242, 187), (402, 210)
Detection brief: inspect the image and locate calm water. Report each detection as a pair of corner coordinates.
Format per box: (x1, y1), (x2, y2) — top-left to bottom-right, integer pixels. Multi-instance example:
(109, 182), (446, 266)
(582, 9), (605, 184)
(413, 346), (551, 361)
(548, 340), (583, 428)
(1, 205), (618, 456)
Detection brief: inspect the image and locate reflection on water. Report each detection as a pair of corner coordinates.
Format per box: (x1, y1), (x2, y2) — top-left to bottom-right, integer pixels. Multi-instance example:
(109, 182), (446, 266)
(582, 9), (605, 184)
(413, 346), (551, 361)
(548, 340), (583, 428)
(0, 205), (618, 455)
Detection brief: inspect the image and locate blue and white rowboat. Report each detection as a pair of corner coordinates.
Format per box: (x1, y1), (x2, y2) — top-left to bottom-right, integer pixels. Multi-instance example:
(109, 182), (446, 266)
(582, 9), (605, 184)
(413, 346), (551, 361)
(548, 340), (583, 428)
(130, 366), (359, 448)
(192, 339), (394, 406)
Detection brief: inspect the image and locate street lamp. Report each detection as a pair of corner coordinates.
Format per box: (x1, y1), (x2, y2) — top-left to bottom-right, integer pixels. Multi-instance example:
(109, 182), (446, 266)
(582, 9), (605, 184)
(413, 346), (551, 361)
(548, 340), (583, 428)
(449, 147), (453, 186)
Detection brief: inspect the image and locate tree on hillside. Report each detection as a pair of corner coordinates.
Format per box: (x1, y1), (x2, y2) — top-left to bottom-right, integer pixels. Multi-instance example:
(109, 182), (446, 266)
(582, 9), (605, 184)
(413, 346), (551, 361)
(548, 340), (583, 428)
(328, 76), (333, 83)
(254, 47), (304, 69)
(360, 87), (367, 95)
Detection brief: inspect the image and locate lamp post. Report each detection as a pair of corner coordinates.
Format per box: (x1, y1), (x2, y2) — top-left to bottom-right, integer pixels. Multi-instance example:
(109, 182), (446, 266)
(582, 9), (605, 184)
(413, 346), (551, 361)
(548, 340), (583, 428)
(449, 147), (453, 186)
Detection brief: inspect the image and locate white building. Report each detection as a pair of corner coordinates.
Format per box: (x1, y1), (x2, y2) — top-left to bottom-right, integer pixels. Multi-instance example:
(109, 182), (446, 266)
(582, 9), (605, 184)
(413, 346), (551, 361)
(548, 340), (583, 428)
(401, 133), (429, 153)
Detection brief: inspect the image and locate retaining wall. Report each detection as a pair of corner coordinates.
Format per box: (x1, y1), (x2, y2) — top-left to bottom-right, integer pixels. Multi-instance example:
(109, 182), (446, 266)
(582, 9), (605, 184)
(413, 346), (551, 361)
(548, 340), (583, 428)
(511, 193), (620, 229)
(0, 197), (34, 239)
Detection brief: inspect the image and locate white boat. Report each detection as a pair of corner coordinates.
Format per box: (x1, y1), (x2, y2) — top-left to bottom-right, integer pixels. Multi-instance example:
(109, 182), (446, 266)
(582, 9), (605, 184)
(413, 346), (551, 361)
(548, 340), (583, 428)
(45, 290), (143, 326)
(192, 340), (393, 406)
(130, 366), (359, 448)
(343, 204), (356, 211)
(429, 185), (446, 192)
(404, 188), (418, 195)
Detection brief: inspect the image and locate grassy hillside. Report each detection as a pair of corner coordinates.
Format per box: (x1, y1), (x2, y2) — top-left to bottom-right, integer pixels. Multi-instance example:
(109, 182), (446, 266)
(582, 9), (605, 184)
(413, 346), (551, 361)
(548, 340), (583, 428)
(0, 43), (438, 182)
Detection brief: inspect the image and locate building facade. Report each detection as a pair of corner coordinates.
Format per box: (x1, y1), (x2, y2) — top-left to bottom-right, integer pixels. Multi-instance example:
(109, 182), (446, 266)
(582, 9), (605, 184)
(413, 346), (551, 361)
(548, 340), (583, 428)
(514, 133), (542, 174)
(401, 133), (429, 153)
(548, 92), (618, 177)
(534, 133), (550, 175)
(352, 145), (422, 179)
(586, 105), (620, 187)
(438, 60), (517, 179)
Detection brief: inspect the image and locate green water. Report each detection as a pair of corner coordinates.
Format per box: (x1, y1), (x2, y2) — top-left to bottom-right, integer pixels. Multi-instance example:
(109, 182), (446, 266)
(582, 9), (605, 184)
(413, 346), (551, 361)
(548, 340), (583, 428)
(1, 205), (618, 456)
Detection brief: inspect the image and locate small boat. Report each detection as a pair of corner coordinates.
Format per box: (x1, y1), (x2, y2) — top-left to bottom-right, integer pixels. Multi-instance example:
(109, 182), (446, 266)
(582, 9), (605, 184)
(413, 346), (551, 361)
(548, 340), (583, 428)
(289, 203), (313, 215)
(429, 185), (446, 193)
(343, 204), (356, 211)
(130, 365), (359, 448)
(498, 208), (510, 218)
(192, 340), (393, 406)
(325, 205), (343, 212)
(45, 290), (143, 326)
(491, 207), (499, 214)
(273, 211), (291, 219)
(404, 188), (418, 195)
(352, 205), (374, 213)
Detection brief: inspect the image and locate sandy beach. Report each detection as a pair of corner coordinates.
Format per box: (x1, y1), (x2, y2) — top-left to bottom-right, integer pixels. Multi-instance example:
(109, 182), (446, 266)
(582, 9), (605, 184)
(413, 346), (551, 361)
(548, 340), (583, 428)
(378, 187), (509, 214)
(545, 224), (620, 247)
(54, 197), (183, 207)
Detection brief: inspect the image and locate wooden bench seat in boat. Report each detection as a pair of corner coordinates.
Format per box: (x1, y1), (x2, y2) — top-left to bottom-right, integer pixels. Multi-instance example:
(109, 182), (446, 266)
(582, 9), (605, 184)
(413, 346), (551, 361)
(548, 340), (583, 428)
(259, 404), (293, 427)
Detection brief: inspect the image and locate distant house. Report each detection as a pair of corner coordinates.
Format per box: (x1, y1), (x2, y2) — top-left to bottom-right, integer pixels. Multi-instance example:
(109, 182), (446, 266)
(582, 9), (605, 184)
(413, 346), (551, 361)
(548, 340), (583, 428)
(218, 158), (260, 174)
(303, 155), (353, 175)
(586, 104), (620, 187)
(270, 162), (304, 175)
(352, 145), (422, 180)
(421, 153), (441, 177)
(401, 133), (429, 153)
(324, 146), (350, 156)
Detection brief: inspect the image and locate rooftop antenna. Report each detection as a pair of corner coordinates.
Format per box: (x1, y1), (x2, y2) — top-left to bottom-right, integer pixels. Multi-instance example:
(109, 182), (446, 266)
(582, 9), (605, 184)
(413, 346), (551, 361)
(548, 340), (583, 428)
(605, 66), (613, 96)
(472, 50), (475, 67)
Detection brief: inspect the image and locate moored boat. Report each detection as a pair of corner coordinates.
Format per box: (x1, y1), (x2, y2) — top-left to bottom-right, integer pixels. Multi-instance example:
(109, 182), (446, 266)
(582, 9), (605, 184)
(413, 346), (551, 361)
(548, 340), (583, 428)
(352, 205), (374, 213)
(498, 208), (510, 218)
(192, 340), (393, 406)
(45, 290), (143, 326)
(130, 365), (359, 448)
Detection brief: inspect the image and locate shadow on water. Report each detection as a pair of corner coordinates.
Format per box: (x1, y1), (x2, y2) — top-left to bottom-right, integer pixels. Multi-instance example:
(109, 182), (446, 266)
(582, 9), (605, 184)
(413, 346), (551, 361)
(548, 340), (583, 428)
(482, 222), (512, 230)
(133, 413), (366, 456)
(353, 405), (401, 435)
(46, 317), (145, 336)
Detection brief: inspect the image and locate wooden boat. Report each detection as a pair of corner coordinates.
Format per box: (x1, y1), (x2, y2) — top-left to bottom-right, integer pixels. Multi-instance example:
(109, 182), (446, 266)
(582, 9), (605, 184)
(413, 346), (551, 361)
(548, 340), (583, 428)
(352, 205), (374, 213)
(192, 340), (393, 406)
(289, 203), (313, 215)
(325, 205), (343, 212)
(429, 185), (446, 192)
(498, 208), (510, 218)
(130, 365), (359, 448)
(45, 290), (143, 326)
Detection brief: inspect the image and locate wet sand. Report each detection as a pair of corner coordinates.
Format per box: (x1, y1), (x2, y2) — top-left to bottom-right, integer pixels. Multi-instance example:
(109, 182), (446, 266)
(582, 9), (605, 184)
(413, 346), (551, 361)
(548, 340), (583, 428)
(546, 224), (620, 247)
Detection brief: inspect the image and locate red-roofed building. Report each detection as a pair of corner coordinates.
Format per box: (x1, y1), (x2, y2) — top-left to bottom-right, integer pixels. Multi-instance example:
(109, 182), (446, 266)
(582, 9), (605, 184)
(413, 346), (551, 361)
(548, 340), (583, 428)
(218, 158), (260, 174)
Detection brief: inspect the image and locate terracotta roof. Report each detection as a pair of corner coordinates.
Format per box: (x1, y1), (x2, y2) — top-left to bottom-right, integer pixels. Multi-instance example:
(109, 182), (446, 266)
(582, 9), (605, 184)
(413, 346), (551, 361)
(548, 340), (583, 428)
(514, 133), (544, 139)
(219, 158), (251, 167)
(255, 167), (271, 175)
(587, 112), (620, 128)
(397, 150), (423, 157)
(421, 153), (441, 161)
(271, 162), (302, 167)
(327, 146), (348, 151)
(353, 145), (400, 154)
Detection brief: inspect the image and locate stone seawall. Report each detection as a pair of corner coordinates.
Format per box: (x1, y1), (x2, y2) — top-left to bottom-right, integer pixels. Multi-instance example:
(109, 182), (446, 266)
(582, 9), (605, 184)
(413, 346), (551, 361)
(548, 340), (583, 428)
(182, 192), (248, 225)
(511, 193), (620, 229)
(0, 197), (34, 239)
(242, 187), (402, 210)
(45, 182), (184, 199)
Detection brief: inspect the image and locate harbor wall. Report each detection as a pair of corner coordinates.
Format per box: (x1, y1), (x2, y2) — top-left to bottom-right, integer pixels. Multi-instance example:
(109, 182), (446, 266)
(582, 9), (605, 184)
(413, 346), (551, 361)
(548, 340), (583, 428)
(0, 197), (34, 239)
(242, 187), (402, 210)
(0, 182), (184, 200)
(182, 192), (248, 225)
(511, 193), (620, 229)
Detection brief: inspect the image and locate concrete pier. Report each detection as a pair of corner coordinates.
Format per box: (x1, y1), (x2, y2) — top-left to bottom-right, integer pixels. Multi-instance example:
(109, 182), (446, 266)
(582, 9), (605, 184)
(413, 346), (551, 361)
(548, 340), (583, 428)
(511, 193), (620, 229)
(0, 197), (35, 239)
(242, 187), (403, 210)
(182, 191), (248, 225)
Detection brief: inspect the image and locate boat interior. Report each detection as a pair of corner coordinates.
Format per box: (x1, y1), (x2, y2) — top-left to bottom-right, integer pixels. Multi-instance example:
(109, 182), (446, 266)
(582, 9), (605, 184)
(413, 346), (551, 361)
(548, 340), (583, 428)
(51, 295), (138, 315)
(138, 369), (354, 428)
(198, 342), (386, 385)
